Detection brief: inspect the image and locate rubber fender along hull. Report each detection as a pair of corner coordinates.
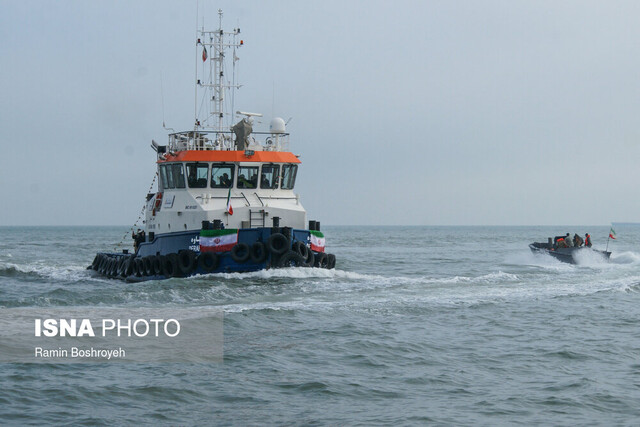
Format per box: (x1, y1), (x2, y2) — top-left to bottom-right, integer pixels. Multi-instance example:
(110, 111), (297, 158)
(89, 227), (337, 281)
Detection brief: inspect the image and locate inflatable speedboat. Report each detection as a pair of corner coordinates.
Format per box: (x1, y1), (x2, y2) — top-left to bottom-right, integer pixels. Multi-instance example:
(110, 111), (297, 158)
(529, 240), (611, 264)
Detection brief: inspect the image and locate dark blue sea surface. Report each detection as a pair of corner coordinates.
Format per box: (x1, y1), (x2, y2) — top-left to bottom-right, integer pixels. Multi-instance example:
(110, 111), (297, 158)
(1, 225), (640, 425)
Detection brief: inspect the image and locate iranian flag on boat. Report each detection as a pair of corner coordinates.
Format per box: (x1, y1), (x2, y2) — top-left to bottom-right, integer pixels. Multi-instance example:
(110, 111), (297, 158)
(199, 229), (238, 253)
(310, 230), (325, 253)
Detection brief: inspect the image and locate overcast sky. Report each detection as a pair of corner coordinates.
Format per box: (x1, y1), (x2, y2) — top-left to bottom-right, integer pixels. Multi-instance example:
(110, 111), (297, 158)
(2, 0), (640, 226)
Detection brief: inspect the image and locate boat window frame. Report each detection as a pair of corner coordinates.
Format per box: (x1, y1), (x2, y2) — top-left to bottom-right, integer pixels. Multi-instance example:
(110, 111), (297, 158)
(186, 162), (209, 188)
(237, 165), (259, 189)
(171, 163), (187, 189)
(211, 163), (235, 189)
(260, 164), (280, 189)
(159, 165), (169, 190)
(280, 164), (298, 190)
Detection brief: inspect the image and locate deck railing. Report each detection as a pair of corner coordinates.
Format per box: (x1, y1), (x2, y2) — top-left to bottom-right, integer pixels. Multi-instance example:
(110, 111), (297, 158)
(167, 130), (290, 153)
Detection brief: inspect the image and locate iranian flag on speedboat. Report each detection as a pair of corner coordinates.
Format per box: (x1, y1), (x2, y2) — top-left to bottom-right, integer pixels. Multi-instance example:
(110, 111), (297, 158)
(200, 229), (238, 253)
(310, 230), (325, 253)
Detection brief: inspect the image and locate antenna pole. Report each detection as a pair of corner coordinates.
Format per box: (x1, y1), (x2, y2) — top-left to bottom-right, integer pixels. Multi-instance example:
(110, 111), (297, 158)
(194, 0), (199, 130)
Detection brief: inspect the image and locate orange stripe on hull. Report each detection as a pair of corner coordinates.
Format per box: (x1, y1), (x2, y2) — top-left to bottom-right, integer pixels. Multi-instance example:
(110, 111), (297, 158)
(158, 151), (301, 164)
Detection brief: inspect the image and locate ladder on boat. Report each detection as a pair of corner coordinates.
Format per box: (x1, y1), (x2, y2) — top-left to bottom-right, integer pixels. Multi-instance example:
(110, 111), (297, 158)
(249, 209), (265, 228)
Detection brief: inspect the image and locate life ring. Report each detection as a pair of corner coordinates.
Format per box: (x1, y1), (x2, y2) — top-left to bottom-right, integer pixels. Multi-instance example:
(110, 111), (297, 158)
(151, 256), (162, 275)
(153, 192), (163, 215)
(267, 233), (290, 255)
(177, 250), (196, 275)
(327, 254), (336, 270)
(250, 242), (268, 263)
(278, 250), (305, 268)
(198, 252), (219, 272)
(231, 243), (250, 263)
(161, 253), (180, 277)
(293, 241), (309, 259)
(314, 253), (328, 269)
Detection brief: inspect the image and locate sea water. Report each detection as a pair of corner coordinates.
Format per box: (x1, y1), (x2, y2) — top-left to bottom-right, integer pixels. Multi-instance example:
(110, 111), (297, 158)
(1, 225), (639, 425)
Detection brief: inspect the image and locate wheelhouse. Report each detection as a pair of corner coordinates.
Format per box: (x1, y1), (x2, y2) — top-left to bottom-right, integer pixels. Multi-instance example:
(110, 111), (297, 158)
(158, 161), (299, 192)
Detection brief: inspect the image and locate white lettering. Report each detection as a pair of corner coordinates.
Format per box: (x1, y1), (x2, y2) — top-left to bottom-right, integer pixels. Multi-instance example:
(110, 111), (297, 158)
(43, 319), (58, 337)
(165, 319), (180, 337)
(77, 319), (95, 337)
(149, 319), (163, 336)
(117, 319), (131, 337)
(102, 319), (116, 336)
(59, 319), (76, 336)
(133, 319), (149, 337)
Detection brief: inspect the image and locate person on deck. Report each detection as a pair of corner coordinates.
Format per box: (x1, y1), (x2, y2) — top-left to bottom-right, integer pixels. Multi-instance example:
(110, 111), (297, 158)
(585, 233), (592, 247)
(574, 233), (584, 247)
(564, 233), (573, 247)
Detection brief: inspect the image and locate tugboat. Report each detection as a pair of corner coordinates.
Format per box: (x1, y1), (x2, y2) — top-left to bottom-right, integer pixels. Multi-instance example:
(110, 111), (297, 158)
(529, 236), (611, 264)
(89, 10), (335, 280)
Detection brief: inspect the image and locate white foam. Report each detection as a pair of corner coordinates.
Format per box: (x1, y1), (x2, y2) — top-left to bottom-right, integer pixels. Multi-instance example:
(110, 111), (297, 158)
(610, 251), (640, 265)
(0, 260), (96, 283)
(188, 267), (381, 282)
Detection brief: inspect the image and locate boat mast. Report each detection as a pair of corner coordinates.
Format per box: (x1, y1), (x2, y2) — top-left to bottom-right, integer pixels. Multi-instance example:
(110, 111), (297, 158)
(195, 9), (242, 137)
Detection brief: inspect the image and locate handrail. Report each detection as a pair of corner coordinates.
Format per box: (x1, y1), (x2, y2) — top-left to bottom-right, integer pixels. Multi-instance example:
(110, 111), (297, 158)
(166, 129), (290, 153)
(253, 192), (265, 207)
(240, 192), (250, 206)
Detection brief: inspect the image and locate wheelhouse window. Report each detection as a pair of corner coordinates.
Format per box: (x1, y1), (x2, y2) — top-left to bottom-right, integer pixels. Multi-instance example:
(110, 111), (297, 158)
(159, 164), (185, 189)
(237, 166), (259, 189)
(165, 163), (185, 189)
(159, 165), (168, 190)
(211, 164), (235, 188)
(186, 163), (208, 188)
(281, 164), (298, 190)
(260, 164), (280, 189)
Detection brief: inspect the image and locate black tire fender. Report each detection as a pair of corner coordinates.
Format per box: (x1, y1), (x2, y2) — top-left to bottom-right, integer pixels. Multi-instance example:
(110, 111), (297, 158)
(134, 258), (144, 277)
(293, 241), (309, 259)
(250, 242), (268, 263)
(266, 233), (290, 255)
(123, 256), (135, 277)
(151, 256), (162, 275)
(304, 250), (315, 267)
(314, 253), (328, 269)
(143, 257), (153, 276)
(177, 250), (197, 275)
(198, 252), (219, 272)
(117, 258), (127, 277)
(162, 253), (180, 277)
(278, 250), (306, 268)
(230, 243), (251, 263)
(327, 253), (336, 270)
(91, 254), (100, 270)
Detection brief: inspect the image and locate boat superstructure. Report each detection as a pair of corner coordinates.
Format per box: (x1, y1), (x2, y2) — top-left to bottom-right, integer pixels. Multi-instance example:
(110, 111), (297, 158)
(89, 10), (335, 280)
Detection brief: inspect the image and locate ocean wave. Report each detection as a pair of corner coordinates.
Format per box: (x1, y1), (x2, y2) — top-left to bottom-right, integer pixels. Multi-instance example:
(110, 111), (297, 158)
(0, 261), (101, 284)
(188, 267), (381, 282)
(610, 251), (640, 265)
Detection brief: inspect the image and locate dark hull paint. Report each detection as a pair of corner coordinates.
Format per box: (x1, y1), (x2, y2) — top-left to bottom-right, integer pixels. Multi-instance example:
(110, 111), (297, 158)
(529, 243), (611, 264)
(90, 227), (332, 280)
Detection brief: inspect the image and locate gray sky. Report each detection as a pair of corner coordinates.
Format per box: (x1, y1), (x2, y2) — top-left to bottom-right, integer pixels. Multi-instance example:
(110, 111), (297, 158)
(2, 0), (640, 226)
